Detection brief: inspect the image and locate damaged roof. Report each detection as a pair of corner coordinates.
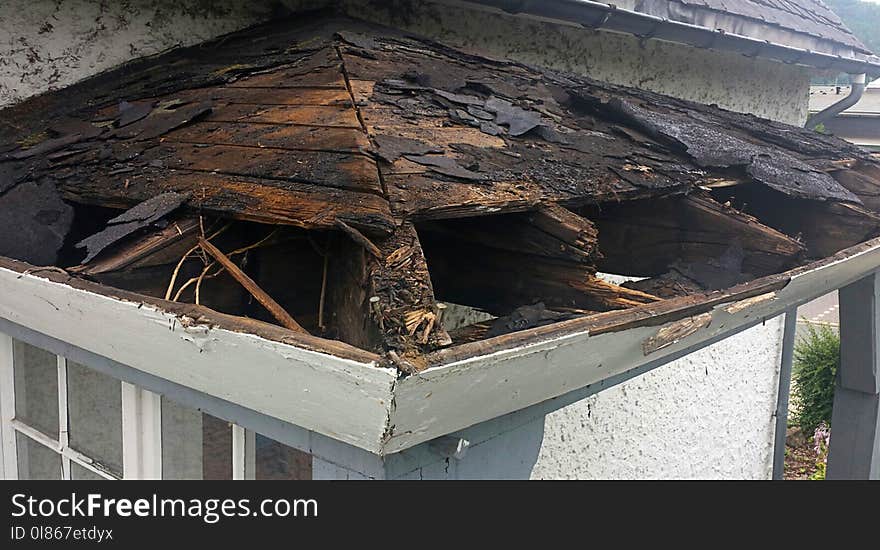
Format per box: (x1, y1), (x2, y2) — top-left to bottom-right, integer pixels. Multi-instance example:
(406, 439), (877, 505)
(1, 12), (880, 373)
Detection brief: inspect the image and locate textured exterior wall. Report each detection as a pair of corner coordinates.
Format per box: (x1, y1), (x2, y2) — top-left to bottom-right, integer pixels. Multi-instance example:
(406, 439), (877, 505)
(339, 0), (813, 125)
(3, 0), (795, 479)
(0, 0), (278, 107)
(531, 317), (786, 479)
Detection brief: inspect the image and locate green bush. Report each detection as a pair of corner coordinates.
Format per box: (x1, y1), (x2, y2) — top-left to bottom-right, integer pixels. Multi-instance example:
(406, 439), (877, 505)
(791, 323), (839, 434)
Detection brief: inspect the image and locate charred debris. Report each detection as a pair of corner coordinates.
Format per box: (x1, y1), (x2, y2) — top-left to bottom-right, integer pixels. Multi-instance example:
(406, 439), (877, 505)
(2, 14), (880, 373)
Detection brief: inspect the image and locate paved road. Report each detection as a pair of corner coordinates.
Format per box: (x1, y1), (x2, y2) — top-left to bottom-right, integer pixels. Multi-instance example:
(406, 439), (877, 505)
(797, 290), (839, 326)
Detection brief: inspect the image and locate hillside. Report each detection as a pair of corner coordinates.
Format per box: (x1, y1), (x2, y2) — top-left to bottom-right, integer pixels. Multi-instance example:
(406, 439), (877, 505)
(824, 0), (880, 55)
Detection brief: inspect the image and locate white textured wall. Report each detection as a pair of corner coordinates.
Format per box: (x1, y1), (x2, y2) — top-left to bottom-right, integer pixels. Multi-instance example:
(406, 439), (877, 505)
(0, 0), (278, 107)
(531, 317), (786, 479)
(337, 0), (813, 126)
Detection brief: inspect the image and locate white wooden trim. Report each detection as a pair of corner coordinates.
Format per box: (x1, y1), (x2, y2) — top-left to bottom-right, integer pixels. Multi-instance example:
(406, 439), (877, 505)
(232, 425), (255, 480)
(245, 429), (256, 480)
(11, 421), (117, 480)
(11, 420), (62, 452)
(57, 356), (70, 480)
(122, 383), (162, 479)
(4, 238), (880, 457)
(0, 333), (17, 479)
(0, 266), (396, 455)
(384, 238), (880, 453)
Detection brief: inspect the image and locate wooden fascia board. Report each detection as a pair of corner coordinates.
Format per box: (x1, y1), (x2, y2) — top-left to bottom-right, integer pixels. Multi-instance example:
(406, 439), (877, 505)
(0, 264), (398, 455)
(3, 235), (880, 456)
(381, 236), (880, 454)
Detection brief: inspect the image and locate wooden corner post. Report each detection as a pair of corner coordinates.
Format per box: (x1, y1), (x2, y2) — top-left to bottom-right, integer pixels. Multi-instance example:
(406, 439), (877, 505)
(827, 271), (880, 479)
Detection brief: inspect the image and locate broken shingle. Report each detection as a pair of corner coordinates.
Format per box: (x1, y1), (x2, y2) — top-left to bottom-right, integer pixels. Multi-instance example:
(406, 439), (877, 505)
(117, 100), (154, 128)
(111, 101), (213, 141)
(373, 135), (443, 163)
(607, 98), (860, 204)
(403, 154), (485, 182)
(76, 192), (189, 263)
(485, 97), (543, 137)
(0, 180), (73, 266)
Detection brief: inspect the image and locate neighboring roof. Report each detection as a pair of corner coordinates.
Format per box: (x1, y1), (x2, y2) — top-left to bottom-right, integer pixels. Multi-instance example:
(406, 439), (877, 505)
(468, 0), (880, 75)
(626, 0), (868, 53)
(1, 12), (880, 375)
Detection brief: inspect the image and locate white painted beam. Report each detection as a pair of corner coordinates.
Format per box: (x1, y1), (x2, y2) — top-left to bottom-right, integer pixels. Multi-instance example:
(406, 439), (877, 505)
(3, 236), (880, 458)
(0, 333), (16, 479)
(0, 265), (397, 455)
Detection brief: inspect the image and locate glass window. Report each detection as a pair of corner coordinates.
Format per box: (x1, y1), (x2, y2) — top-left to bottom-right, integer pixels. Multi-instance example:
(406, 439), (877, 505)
(255, 435), (312, 480)
(70, 462), (107, 481)
(161, 398), (232, 480)
(13, 340), (59, 438)
(15, 433), (61, 480)
(66, 361), (123, 476)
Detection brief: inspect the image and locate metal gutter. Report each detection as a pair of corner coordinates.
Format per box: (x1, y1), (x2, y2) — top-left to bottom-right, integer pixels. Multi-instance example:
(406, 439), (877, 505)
(462, 0), (880, 77)
(807, 74), (868, 129)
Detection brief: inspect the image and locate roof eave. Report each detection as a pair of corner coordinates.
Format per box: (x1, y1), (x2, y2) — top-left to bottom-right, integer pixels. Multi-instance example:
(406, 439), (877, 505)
(4, 234), (880, 456)
(461, 0), (880, 76)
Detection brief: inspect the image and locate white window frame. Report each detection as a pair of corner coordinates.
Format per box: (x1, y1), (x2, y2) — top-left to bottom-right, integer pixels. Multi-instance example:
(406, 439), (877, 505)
(1, 335), (121, 480)
(0, 332), (273, 480)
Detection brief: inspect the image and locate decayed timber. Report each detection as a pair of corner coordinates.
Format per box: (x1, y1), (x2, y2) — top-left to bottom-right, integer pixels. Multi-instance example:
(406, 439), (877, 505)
(326, 222), (449, 367)
(585, 193), (805, 280)
(199, 237), (308, 334)
(71, 218), (201, 276)
(2, 14), (880, 367)
(418, 204), (600, 265)
(420, 235), (658, 315)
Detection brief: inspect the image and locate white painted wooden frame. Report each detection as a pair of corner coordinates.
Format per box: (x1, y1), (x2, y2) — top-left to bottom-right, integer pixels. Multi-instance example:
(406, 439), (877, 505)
(0, 333), (17, 479)
(122, 383), (162, 479)
(3, 236), (880, 459)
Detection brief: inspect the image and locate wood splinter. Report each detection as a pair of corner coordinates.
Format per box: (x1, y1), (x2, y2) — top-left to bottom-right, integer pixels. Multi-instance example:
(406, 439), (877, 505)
(335, 219), (382, 259)
(198, 237), (308, 334)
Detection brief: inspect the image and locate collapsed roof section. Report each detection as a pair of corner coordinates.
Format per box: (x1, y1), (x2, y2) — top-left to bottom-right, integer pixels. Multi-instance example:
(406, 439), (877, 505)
(1, 13), (880, 372)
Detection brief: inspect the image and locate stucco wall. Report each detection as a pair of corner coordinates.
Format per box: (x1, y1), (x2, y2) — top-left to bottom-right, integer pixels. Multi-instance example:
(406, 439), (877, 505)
(337, 0), (813, 125)
(0, 0), (278, 107)
(531, 317), (786, 479)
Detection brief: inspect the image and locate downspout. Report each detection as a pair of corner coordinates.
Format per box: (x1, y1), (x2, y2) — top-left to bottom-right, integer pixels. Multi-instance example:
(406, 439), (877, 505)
(806, 73), (867, 129)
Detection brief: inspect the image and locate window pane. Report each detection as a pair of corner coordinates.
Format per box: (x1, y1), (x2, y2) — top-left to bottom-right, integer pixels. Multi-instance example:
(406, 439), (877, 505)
(161, 398), (232, 480)
(256, 435), (312, 480)
(15, 432), (61, 480)
(13, 340), (59, 438)
(67, 361), (123, 476)
(71, 462), (108, 481)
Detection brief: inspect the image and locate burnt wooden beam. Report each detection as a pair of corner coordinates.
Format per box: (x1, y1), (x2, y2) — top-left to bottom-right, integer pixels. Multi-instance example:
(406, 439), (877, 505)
(419, 235), (657, 316)
(417, 207), (656, 315)
(326, 222), (450, 367)
(334, 219), (382, 259)
(831, 165), (880, 214)
(710, 183), (880, 259)
(418, 204), (600, 265)
(199, 237), (308, 334)
(58, 170), (396, 235)
(585, 192), (805, 278)
(71, 217), (201, 276)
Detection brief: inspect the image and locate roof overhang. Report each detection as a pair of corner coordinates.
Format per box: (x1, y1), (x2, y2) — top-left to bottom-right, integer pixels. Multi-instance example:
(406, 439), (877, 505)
(458, 0), (880, 76)
(4, 233), (880, 456)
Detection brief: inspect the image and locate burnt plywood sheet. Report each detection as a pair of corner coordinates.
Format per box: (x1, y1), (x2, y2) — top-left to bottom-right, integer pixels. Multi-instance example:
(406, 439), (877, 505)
(2, 14), (880, 367)
(0, 14), (873, 242)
